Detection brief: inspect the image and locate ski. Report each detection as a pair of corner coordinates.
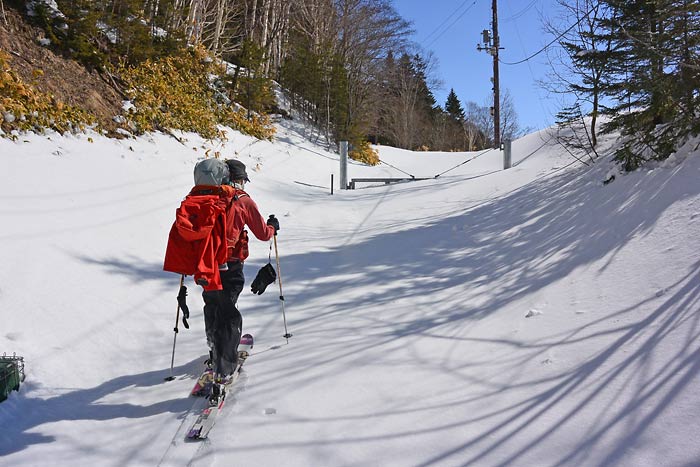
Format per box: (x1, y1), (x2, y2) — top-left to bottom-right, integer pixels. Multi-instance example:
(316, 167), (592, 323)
(185, 334), (254, 440)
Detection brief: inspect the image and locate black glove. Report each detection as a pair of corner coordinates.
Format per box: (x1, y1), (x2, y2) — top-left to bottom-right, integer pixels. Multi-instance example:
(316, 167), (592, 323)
(251, 263), (277, 295)
(177, 284), (190, 329)
(267, 214), (280, 234)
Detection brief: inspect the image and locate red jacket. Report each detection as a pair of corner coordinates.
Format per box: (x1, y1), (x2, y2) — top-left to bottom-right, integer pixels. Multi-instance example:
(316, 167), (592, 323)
(163, 185), (275, 290)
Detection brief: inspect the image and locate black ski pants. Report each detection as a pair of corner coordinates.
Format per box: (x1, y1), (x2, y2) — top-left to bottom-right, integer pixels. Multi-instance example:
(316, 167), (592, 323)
(202, 260), (244, 376)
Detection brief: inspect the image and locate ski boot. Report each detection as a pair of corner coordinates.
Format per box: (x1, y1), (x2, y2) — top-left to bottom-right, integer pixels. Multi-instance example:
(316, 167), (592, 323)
(238, 333), (254, 361)
(203, 350), (214, 369)
(209, 376), (231, 406)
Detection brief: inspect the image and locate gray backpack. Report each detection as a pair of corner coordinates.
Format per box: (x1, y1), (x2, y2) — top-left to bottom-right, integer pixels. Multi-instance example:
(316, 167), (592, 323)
(193, 158), (229, 186)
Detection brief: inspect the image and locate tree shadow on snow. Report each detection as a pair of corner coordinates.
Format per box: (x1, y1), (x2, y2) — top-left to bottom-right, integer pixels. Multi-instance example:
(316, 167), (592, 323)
(0, 356), (205, 458)
(414, 264), (700, 466)
(240, 159), (700, 465)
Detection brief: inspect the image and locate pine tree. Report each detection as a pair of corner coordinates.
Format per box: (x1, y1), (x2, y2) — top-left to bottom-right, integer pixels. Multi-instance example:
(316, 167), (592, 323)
(231, 39), (275, 116)
(546, 0), (614, 150)
(377, 53), (439, 150)
(599, 0), (700, 169)
(445, 88), (465, 123)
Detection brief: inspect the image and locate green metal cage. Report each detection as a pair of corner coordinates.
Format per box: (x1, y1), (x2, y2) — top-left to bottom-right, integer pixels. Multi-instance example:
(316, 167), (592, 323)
(0, 354), (25, 403)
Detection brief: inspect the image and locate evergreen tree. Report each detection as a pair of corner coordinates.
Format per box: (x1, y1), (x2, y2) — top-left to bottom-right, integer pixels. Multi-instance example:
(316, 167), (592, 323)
(445, 88), (465, 123)
(547, 0), (613, 150)
(377, 52), (439, 149)
(230, 39), (275, 117)
(599, 0), (700, 169)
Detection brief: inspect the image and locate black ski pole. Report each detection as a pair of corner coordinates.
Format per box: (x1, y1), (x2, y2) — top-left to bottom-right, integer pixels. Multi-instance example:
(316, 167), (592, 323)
(165, 274), (185, 381)
(273, 235), (292, 341)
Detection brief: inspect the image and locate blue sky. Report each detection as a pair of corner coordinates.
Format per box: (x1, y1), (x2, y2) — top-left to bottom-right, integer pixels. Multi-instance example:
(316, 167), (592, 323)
(393, 0), (562, 132)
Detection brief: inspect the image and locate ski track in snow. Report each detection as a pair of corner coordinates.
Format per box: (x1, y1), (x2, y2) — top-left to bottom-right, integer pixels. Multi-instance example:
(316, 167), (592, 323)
(157, 373), (249, 467)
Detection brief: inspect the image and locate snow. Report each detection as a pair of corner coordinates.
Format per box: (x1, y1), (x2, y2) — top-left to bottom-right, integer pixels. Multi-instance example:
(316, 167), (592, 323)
(122, 100), (136, 113)
(25, 0), (65, 19)
(96, 21), (118, 45)
(0, 118), (699, 467)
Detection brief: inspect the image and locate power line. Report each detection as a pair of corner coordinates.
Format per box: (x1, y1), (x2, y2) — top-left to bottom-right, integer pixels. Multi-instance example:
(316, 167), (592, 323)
(505, 0), (556, 129)
(499, 2), (599, 66)
(501, 2), (700, 71)
(421, 0), (475, 44)
(425, 1), (479, 49)
(501, 0), (538, 23)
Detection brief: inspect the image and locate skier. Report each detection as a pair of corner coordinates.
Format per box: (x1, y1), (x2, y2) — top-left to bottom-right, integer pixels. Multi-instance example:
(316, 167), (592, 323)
(203, 159), (279, 382)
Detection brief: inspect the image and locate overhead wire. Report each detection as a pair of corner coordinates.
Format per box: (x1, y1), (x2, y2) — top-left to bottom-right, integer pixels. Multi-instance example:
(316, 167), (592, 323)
(500, 1), (699, 71)
(504, 0), (557, 130)
(424, 1), (479, 49)
(501, 0), (538, 23)
(499, 2), (600, 66)
(421, 0), (475, 44)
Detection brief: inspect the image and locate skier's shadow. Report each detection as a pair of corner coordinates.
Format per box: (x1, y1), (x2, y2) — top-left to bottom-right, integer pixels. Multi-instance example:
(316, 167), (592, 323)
(0, 357), (204, 457)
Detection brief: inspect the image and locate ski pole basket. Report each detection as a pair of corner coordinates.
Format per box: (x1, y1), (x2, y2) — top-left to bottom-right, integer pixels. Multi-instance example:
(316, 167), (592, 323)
(0, 353), (25, 403)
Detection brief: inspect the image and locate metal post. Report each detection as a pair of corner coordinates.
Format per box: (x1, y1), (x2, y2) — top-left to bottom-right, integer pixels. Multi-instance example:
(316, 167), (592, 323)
(339, 141), (348, 189)
(503, 140), (512, 169)
(331, 174), (334, 195)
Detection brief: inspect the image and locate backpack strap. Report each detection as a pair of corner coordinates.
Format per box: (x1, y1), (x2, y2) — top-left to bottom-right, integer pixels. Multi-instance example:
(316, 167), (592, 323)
(189, 185), (249, 207)
(190, 185), (228, 197)
(230, 187), (249, 202)
(223, 187), (250, 258)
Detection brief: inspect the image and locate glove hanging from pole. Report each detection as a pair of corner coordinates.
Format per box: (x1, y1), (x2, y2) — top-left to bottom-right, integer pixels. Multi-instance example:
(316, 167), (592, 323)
(251, 263), (277, 295)
(177, 284), (190, 329)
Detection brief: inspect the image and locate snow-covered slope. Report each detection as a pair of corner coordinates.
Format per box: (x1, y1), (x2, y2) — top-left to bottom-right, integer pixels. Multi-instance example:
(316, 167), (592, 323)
(0, 121), (698, 467)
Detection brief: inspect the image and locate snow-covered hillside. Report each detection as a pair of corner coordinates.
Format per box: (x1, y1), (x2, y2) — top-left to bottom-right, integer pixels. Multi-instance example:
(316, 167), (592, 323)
(0, 119), (698, 467)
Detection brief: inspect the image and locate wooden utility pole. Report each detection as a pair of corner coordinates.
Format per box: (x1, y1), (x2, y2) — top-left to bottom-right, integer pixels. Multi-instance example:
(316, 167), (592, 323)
(491, 0), (500, 148)
(477, 1), (501, 148)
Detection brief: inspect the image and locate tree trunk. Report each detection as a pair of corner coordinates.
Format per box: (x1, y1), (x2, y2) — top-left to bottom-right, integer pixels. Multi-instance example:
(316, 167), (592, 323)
(212, 0), (226, 55)
(248, 0), (259, 40)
